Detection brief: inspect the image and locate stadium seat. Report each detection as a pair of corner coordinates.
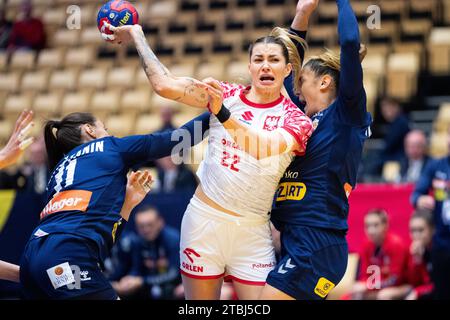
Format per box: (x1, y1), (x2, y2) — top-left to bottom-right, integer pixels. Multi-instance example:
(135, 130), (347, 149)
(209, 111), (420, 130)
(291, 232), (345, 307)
(382, 161), (401, 183)
(21, 70), (50, 93)
(49, 69), (78, 92)
(429, 132), (448, 158)
(409, 0), (439, 20)
(52, 29), (81, 48)
(121, 89), (152, 116)
(225, 60), (251, 84)
(42, 7), (66, 27)
(78, 68), (108, 91)
(0, 119), (13, 144)
(80, 27), (104, 47)
(37, 48), (65, 70)
(32, 93), (62, 118)
(0, 72), (21, 93)
(64, 47), (95, 69)
(170, 63), (196, 78)
(91, 90), (121, 119)
(445, 0), (450, 25)
(134, 113), (164, 135)
(307, 24), (337, 47)
(368, 21), (399, 44)
(107, 66), (137, 90)
(105, 114), (135, 137)
(401, 19), (432, 41)
(196, 61), (226, 81)
(386, 52), (420, 101)
(434, 103), (450, 132)
(61, 91), (91, 114)
(428, 27), (450, 75)
(3, 94), (32, 120)
(10, 50), (35, 70)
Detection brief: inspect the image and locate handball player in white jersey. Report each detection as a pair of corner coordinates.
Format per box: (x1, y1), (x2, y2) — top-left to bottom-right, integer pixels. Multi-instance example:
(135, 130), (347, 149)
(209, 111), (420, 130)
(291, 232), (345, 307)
(103, 23), (313, 300)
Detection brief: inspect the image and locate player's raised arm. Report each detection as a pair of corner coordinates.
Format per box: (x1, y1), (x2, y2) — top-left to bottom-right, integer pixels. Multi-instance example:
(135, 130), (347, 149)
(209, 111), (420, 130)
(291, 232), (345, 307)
(336, 0), (364, 106)
(201, 79), (313, 160)
(102, 23), (209, 109)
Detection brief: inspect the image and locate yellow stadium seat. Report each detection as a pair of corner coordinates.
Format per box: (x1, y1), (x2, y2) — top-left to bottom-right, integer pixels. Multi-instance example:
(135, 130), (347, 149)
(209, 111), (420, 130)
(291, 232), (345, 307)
(428, 28), (450, 75)
(307, 24), (337, 47)
(170, 63), (196, 78)
(64, 47), (95, 68)
(196, 61), (225, 81)
(78, 68), (108, 91)
(52, 29), (81, 48)
(135, 113), (163, 135)
(401, 19), (432, 39)
(37, 48), (65, 69)
(445, 0), (450, 25)
(91, 90), (121, 119)
(10, 50), (35, 70)
(225, 60), (251, 84)
(61, 91), (91, 114)
(33, 93), (62, 118)
(386, 52), (420, 101)
(121, 89), (152, 115)
(21, 70), (50, 93)
(327, 253), (359, 300)
(107, 66), (137, 90)
(80, 27), (104, 47)
(0, 119), (13, 144)
(3, 94), (32, 120)
(105, 114), (135, 137)
(382, 161), (401, 183)
(368, 21), (399, 44)
(49, 69), (78, 92)
(42, 7), (66, 27)
(0, 72), (21, 93)
(410, 0), (439, 21)
(434, 103), (450, 132)
(429, 132), (448, 158)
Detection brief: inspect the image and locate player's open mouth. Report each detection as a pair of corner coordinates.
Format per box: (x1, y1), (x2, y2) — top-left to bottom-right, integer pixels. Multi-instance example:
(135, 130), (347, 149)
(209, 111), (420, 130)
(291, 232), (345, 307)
(259, 75), (275, 85)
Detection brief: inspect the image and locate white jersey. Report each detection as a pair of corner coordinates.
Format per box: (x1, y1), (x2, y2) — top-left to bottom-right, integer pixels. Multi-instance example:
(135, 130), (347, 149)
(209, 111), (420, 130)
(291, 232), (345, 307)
(197, 82), (313, 221)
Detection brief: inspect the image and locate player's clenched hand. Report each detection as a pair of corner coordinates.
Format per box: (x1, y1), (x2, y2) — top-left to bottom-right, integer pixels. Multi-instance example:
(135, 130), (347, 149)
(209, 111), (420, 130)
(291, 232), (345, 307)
(101, 22), (143, 45)
(0, 110), (34, 169)
(417, 195), (435, 211)
(124, 170), (153, 209)
(296, 0), (319, 16)
(198, 78), (223, 115)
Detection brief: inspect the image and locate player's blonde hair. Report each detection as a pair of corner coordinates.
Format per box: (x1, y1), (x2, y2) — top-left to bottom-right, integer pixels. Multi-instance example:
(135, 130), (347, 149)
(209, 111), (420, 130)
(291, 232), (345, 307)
(269, 27), (308, 95)
(304, 48), (342, 95)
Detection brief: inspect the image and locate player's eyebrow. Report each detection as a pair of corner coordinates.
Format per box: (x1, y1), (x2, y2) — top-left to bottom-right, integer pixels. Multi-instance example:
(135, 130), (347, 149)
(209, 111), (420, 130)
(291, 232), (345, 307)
(253, 54), (280, 58)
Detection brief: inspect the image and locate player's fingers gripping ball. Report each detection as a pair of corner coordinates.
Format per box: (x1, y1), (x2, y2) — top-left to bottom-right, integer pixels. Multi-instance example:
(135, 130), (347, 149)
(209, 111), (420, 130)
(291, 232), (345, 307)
(97, 0), (139, 36)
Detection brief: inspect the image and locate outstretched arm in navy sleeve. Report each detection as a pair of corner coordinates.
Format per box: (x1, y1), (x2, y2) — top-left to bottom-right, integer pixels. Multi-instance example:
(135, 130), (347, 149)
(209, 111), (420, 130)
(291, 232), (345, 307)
(146, 112), (210, 160)
(336, 0), (367, 124)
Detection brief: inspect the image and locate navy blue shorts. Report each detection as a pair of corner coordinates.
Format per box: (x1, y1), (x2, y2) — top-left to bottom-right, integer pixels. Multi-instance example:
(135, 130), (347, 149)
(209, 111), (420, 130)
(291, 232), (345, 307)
(20, 233), (117, 300)
(266, 224), (348, 300)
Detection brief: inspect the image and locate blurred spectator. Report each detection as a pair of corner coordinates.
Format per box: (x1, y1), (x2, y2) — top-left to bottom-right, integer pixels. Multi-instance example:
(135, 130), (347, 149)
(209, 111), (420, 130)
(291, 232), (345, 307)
(399, 130), (430, 183)
(411, 126), (450, 299)
(153, 156), (197, 193)
(380, 97), (410, 162)
(112, 206), (183, 300)
(346, 209), (410, 300)
(405, 209), (434, 300)
(159, 106), (176, 132)
(0, 2), (13, 49)
(8, 0), (45, 51)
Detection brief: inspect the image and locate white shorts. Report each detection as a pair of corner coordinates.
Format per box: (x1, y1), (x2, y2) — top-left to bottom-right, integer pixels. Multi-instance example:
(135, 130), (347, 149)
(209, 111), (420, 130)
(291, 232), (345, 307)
(180, 195), (276, 285)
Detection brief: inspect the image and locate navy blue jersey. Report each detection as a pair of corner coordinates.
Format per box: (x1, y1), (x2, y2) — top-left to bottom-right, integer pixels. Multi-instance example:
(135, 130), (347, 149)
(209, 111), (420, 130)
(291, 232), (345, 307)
(271, 0), (372, 231)
(31, 113), (210, 262)
(411, 157), (450, 251)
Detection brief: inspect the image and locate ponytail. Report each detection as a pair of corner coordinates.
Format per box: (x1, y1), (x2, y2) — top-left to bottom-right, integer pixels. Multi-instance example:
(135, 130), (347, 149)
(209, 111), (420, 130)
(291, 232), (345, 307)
(269, 27), (308, 96)
(43, 112), (97, 171)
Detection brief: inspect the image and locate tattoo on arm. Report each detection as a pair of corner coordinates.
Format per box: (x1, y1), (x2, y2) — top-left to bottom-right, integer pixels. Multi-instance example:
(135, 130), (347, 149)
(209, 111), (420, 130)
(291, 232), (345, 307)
(135, 31), (170, 80)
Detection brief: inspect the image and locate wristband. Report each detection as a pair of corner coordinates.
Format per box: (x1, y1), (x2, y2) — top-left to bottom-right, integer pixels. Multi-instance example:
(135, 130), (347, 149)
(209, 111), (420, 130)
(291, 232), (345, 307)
(215, 105), (231, 123)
